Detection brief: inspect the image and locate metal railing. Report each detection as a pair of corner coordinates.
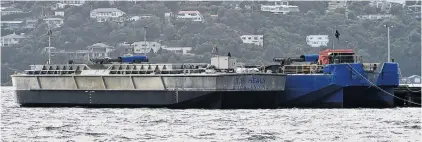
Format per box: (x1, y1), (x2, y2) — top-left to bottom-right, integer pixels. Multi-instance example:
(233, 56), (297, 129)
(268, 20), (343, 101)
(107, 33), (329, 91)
(362, 63), (380, 73)
(282, 65), (324, 74)
(322, 55), (363, 64)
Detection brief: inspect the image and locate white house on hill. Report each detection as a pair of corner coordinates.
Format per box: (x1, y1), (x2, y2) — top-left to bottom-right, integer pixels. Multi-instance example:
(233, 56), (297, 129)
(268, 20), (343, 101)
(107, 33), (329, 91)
(1, 32), (25, 47)
(357, 14), (393, 20)
(87, 43), (114, 58)
(90, 8), (125, 22)
(43, 17), (64, 29)
(240, 35), (264, 46)
(162, 47), (193, 55)
(327, 0), (347, 12)
(131, 41), (162, 54)
(306, 35), (329, 48)
(1, 8), (23, 16)
(401, 75), (421, 84)
(260, 1), (299, 14)
(176, 10), (204, 22)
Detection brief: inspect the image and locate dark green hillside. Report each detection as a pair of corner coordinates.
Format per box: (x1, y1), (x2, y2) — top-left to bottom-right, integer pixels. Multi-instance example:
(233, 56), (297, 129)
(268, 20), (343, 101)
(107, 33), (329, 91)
(1, 1), (420, 84)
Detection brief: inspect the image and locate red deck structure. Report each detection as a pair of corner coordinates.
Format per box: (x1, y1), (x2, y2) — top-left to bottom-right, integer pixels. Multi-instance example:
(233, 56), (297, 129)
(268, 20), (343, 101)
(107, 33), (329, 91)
(318, 49), (354, 65)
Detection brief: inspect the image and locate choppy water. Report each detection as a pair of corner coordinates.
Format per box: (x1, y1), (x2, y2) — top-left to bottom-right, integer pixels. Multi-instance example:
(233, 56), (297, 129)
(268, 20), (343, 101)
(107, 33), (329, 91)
(1, 86), (421, 142)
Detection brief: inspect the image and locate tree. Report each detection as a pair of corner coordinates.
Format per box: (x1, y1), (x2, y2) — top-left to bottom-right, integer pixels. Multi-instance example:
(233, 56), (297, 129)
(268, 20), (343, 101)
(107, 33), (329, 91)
(75, 37), (86, 48)
(163, 24), (177, 40)
(164, 1), (180, 13)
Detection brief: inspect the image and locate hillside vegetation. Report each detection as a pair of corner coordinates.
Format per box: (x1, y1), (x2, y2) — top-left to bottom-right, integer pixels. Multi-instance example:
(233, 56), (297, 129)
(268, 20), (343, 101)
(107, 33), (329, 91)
(1, 1), (420, 84)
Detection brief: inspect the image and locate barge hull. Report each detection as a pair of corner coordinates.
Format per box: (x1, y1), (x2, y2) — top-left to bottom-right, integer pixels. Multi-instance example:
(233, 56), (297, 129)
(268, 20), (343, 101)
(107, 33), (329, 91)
(343, 86), (395, 108)
(15, 90), (281, 109)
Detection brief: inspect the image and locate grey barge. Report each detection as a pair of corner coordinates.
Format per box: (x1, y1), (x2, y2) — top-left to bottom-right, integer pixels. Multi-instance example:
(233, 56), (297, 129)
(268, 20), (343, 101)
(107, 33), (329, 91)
(11, 55), (286, 109)
(394, 84), (421, 107)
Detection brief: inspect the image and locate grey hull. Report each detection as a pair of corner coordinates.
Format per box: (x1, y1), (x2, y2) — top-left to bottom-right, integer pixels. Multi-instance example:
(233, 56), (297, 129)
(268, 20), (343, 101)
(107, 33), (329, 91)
(15, 90), (281, 109)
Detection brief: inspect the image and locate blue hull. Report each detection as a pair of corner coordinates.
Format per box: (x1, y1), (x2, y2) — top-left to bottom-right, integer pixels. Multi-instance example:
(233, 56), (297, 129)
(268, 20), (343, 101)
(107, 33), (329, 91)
(281, 63), (399, 108)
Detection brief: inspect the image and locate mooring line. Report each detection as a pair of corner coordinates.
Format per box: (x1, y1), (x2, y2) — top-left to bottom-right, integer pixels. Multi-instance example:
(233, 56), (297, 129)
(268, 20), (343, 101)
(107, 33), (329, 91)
(347, 64), (421, 106)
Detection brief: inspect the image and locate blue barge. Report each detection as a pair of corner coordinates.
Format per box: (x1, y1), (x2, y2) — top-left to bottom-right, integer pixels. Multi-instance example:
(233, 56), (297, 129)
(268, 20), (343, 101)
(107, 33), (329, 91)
(271, 49), (400, 108)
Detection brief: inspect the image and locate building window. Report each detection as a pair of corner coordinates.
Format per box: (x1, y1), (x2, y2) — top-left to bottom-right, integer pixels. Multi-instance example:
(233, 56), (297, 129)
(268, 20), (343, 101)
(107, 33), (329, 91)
(248, 37), (251, 40)
(242, 37), (246, 39)
(254, 37), (258, 40)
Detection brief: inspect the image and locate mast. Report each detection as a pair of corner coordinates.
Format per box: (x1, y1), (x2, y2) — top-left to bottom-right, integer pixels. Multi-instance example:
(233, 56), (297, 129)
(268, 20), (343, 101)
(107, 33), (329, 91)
(47, 28), (53, 64)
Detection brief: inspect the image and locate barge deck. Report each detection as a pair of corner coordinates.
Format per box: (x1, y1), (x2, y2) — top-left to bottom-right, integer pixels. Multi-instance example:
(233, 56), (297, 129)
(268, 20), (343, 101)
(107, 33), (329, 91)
(394, 84), (421, 107)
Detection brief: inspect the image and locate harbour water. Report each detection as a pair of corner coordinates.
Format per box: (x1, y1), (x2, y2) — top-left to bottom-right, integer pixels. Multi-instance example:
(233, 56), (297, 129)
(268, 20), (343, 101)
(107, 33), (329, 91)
(1, 86), (421, 141)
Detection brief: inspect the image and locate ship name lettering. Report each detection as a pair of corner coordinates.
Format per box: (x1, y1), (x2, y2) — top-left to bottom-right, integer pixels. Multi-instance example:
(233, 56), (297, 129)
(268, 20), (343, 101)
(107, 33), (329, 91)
(232, 76), (266, 90)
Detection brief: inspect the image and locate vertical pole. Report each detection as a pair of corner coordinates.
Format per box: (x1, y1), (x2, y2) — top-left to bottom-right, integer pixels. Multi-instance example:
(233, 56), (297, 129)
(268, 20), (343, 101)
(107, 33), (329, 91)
(346, 41), (348, 49)
(48, 27), (52, 65)
(332, 28), (335, 51)
(384, 24), (392, 62)
(387, 26), (390, 62)
(251, 1), (254, 13)
(129, 43), (132, 55)
(217, 46), (219, 71)
(144, 26), (147, 55)
(345, 1), (348, 20)
(48, 34), (51, 64)
(217, 55), (219, 71)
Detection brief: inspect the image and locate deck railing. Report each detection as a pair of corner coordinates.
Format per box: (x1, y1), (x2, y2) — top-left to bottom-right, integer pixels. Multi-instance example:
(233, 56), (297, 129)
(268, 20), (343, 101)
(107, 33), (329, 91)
(282, 65), (324, 74)
(324, 55), (363, 64)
